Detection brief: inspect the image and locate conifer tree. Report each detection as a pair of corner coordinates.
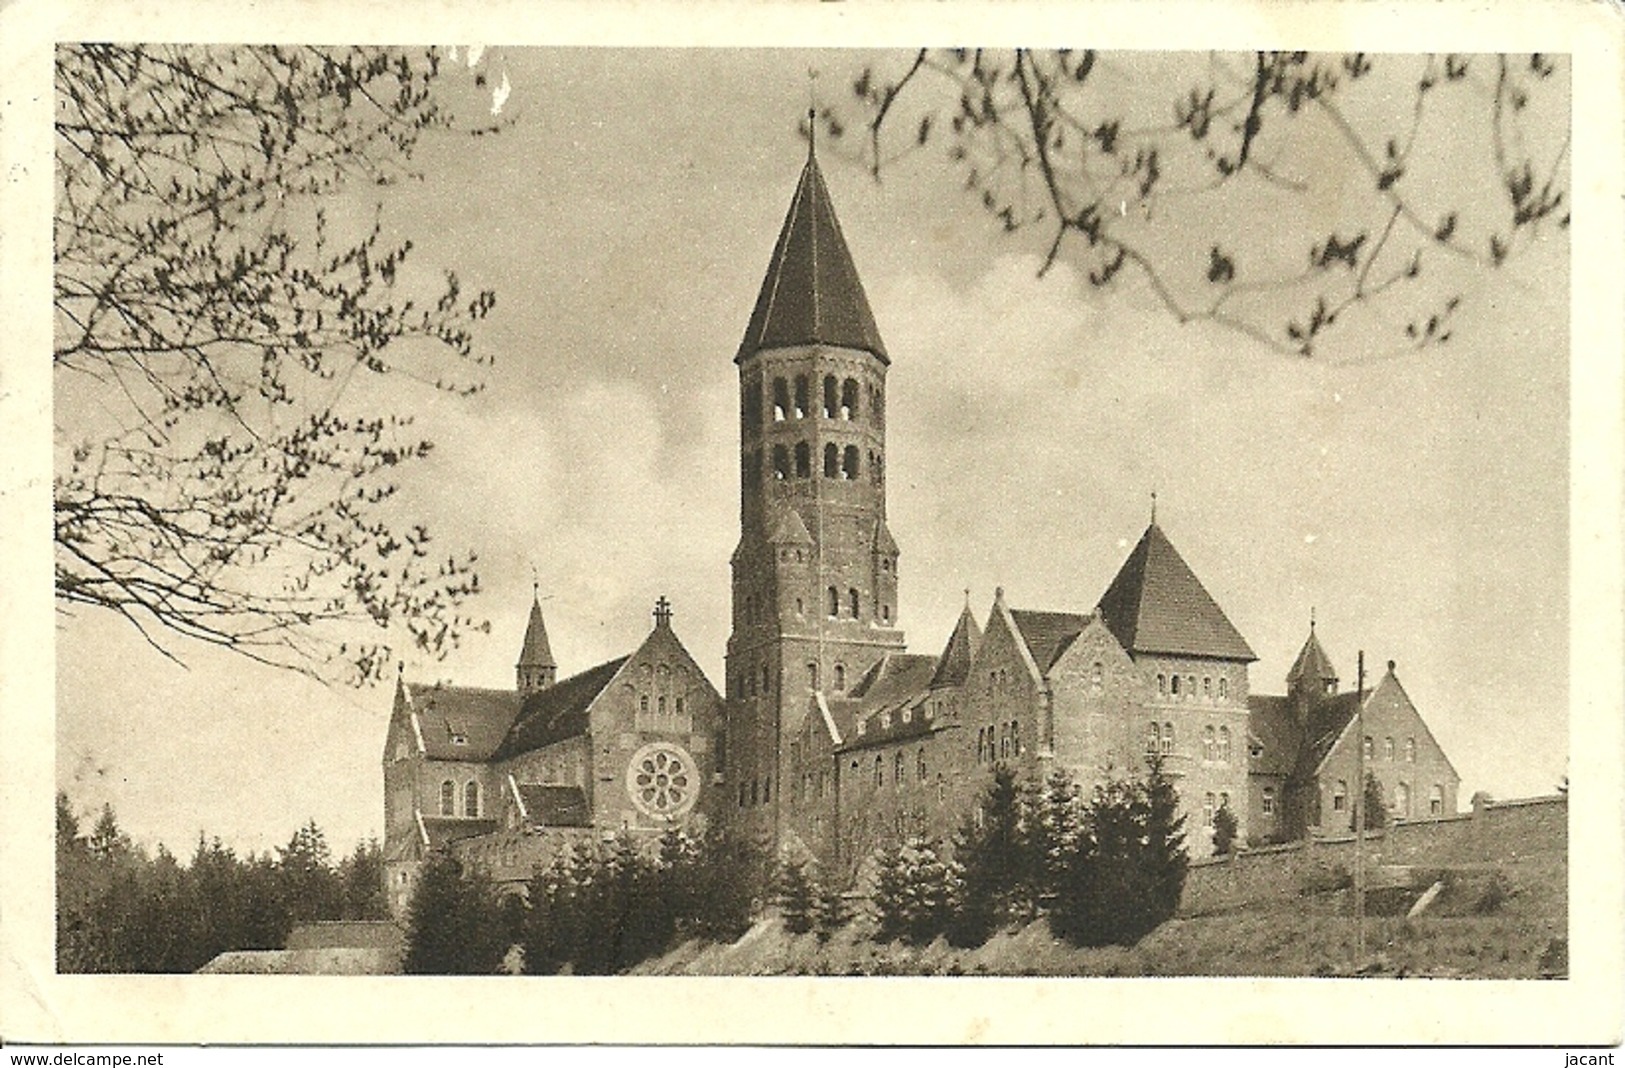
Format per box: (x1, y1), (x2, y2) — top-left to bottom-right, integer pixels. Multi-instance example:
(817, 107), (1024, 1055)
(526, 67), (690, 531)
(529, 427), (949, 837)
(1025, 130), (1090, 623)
(403, 851), (505, 974)
(951, 764), (1026, 946)
(1357, 771), (1390, 831)
(1211, 801), (1239, 856)
(776, 860), (819, 936)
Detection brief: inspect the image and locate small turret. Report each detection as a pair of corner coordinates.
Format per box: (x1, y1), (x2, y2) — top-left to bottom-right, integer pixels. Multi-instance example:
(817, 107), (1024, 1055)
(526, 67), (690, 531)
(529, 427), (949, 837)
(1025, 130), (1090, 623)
(517, 588), (557, 696)
(1286, 613), (1339, 721)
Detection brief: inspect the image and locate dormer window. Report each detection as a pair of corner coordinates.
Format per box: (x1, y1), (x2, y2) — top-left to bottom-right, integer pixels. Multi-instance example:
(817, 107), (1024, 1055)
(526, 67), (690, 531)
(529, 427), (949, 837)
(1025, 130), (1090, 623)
(856, 719), (866, 736)
(901, 707), (912, 724)
(880, 712), (891, 729)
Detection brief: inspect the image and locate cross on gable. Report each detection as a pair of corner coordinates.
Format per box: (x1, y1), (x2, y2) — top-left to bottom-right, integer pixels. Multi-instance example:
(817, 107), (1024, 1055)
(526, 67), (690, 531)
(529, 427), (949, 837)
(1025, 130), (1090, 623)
(653, 596), (673, 627)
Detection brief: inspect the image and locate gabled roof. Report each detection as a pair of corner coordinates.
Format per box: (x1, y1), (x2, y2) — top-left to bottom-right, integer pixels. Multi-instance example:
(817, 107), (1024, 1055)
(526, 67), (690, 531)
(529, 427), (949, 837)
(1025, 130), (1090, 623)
(930, 605), (984, 689)
(735, 149), (888, 365)
(419, 816), (500, 849)
(848, 652), (939, 703)
(833, 653), (941, 753)
(1245, 695), (1304, 778)
(516, 784), (591, 828)
(1297, 690), (1366, 778)
(492, 656), (629, 760)
(1287, 628), (1338, 688)
(518, 596), (555, 668)
(766, 506), (814, 546)
(1009, 609), (1091, 674)
(1096, 523), (1256, 662)
(406, 684), (522, 761)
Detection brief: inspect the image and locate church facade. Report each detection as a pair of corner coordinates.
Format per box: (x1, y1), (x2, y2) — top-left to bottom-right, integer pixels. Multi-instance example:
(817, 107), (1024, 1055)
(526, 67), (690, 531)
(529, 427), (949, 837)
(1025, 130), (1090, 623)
(381, 140), (1459, 913)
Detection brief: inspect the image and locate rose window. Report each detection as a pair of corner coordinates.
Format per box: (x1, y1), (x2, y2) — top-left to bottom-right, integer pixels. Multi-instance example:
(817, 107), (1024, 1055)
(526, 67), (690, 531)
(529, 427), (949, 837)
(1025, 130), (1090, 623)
(626, 742), (698, 819)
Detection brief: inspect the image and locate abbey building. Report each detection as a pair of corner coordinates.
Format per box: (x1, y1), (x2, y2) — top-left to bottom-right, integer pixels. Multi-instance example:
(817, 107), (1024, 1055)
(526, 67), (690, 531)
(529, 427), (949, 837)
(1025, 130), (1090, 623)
(381, 141), (1459, 913)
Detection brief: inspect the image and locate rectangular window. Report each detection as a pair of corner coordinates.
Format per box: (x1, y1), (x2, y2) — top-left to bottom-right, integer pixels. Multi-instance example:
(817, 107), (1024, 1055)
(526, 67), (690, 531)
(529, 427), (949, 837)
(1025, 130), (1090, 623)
(1262, 787), (1275, 816)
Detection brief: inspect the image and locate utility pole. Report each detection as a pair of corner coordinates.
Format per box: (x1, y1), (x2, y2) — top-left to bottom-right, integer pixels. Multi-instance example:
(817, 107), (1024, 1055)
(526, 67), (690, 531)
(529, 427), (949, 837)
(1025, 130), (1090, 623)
(1354, 650), (1367, 967)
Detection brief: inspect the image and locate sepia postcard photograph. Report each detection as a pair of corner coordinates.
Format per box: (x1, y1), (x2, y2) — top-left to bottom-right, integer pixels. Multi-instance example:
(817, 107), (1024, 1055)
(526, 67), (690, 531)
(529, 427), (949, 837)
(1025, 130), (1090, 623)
(2, 0), (1621, 1049)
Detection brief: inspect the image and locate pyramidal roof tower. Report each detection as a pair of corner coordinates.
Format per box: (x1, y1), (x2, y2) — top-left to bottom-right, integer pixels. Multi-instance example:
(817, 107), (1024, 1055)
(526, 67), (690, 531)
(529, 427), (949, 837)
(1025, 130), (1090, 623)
(516, 590), (557, 695)
(735, 131), (888, 365)
(1097, 522), (1256, 662)
(1286, 618), (1339, 693)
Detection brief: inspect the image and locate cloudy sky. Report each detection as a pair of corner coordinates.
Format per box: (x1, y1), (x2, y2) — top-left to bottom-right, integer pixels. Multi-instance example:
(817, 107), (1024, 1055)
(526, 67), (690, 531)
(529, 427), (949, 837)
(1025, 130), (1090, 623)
(53, 47), (1573, 856)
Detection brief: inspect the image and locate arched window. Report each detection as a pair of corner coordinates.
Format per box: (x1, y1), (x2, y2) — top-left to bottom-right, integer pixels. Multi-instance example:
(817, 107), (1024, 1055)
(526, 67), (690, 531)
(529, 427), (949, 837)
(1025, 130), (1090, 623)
(1394, 782), (1410, 819)
(1091, 662), (1104, 691)
(880, 604), (890, 623)
(874, 454), (884, 484)
(999, 725), (1010, 761)
(772, 444), (789, 480)
(824, 443), (839, 478)
(1218, 677), (1229, 701)
(827, 586), (840, 618)
(893, 751), (904, 787)
(657, 695), (667, 714)
(1261, 786), (1276, 816)
(794, 375), (809, 418)
(1161, 722), (1175, 755)
(440, 780), (455, 816)
(807, 662), (819, 690)
(833, 664), (846, 692)
(1429, 784), (1443, 816)
(848, 588), (860, 618)
(1203, 726), (1216, 761)
(1219, 726), (1231, 762)
(1171, 674), (1181, 697)
(1203, 676), (1212, 699)
(1146, 722), (1160, 755)
(1406, 737), (1417, 762)
(794, 441), (810, 478)
(772, 377), (789, 421)
(842, 444), (860, 480)
(1333, 780), (1348, 813)
(1188, 675), (1197, 698)
(1012, 719), (1021, 755)
(841, 378), (859, 419)
(823, 375), (838, 418)
(1384, 736), (1395, 761)
(464, 781), (479, 818)
(874, 755), (884, 787)
(1203, 793), (1215, 827)
(640, 694), (650, 714)
(917, 748), (927, 781)
(1157, 673), (1167, 695)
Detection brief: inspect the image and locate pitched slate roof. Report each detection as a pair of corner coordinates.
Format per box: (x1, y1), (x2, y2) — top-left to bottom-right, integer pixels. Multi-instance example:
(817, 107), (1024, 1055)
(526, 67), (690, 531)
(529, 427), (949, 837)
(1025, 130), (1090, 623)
(407, 684), (522, 761)
(492, 656), (629, 761)
(736, 149), (888, 364)
(1096, 523), (1256, 662)
(1286, 628), (1338, 688)
(930, 605), (984, 689)
(1009, 609), (1092, 673)
(1245, 695), (1303, 778)
(419, 816), (500, 849)
(834, 653), (941, 753)
(518, 597), (556, 668)
(516, 784), (591, 828)
(1297, 690), (1366, 778)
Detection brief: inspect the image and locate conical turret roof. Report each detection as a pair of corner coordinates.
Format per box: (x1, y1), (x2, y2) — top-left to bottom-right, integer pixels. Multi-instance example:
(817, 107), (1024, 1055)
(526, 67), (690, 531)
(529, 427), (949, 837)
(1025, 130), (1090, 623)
(736, 147), (888, 364)
(1096, 523), (1255, 662)
(930, 603), (984, 690)
(517, 595), (555, 669)
(1286, 626), (1338, 688)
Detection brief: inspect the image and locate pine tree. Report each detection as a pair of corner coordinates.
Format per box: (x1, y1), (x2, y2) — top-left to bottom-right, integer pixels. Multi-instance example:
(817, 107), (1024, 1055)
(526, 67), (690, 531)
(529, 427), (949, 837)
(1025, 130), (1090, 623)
(951, 764), (1026, 946)
(403, 851), (505, 974)
(776, 860), (819, 936)
(814, 880), (851, 944)
(1141, 754), (1189, 927)
(1025, 768), (1081, 906)
(870, 840), (910, 942)
(1211, 801), (1239, 856)
(1357, 771), (1390, 831)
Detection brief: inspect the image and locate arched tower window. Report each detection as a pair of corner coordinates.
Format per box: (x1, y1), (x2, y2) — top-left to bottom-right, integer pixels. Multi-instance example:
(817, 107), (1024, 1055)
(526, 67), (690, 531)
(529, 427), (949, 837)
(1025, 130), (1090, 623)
(1146, 722), (1159, 754)
(848, 588), (860, 618)
(440, 780), (455, 816)
(823, 443), (839, 478)
(834, 664), (846, 691)
(1161, 722), (1175, 755)
(841, 378), (859, 420)
(1202, 726), (1215, 761)
(842, 445), (860, 480)
(772, 444), (790, 480)
(772, 377), (789, 421)
(807, 662), (819, 690)
(463, 780), (479, 818)
(794, 375), (809, 418)
(823, 376), (838, 418)
(1219, 726), (1231, 762)
(794, 441), (810, 478)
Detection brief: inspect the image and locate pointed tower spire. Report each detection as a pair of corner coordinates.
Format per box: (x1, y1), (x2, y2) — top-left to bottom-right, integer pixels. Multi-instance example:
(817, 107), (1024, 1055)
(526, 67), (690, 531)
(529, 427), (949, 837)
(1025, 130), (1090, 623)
(516, 589), (557, 696)
(1287, 617), (1339, 696)
(735, 139), (888, 364)
(931, 599), (985, 690)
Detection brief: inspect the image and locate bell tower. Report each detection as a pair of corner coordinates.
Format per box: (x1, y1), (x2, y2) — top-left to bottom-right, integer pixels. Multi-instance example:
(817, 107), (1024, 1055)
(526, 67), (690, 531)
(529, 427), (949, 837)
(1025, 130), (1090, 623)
(725, 128), (905, 842)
